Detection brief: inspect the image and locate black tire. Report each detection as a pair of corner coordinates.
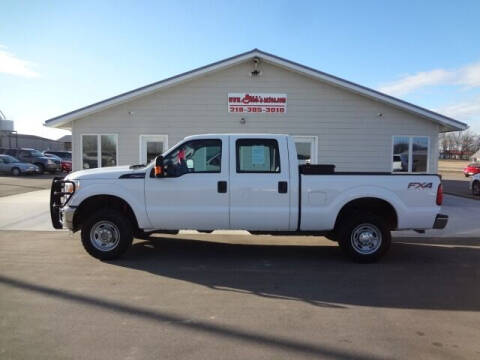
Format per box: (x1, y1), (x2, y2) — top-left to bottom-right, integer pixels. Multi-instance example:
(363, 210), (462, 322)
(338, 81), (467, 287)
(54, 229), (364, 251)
(336, 213), (391, 263)
(324, 231), (337, 242)
(81, 209), (133, 260)
(473, 181), (480, 196)
(11, 167), (21, 176)
(36, 163), (45, 174)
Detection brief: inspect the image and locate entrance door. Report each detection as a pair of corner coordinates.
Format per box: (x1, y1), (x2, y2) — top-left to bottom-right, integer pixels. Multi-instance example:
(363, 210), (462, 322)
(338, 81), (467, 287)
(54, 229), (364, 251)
(139, 135), (168, 164)
(293, 136), (318, 164)
(145, 136), (229, 230)
(229, 136), (291, 231)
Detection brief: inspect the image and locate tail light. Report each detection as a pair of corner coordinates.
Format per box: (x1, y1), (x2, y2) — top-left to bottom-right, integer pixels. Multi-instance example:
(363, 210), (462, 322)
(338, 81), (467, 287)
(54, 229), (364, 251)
(436, 184), (443, 206)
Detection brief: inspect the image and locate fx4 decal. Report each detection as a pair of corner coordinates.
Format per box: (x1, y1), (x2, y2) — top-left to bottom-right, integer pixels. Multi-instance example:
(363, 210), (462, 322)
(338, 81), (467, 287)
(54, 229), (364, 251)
(408, 182), (433, 189)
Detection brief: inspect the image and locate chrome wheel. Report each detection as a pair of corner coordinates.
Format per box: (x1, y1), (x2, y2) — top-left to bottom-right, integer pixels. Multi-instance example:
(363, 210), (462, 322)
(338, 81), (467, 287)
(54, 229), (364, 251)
(351, 223), (382, 255)
(90, 221), (120, 251)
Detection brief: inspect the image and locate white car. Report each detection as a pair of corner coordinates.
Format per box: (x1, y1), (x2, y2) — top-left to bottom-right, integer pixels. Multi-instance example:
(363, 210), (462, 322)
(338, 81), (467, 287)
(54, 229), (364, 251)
(51, 134), (447, 263)
(470, 173), (480, 196)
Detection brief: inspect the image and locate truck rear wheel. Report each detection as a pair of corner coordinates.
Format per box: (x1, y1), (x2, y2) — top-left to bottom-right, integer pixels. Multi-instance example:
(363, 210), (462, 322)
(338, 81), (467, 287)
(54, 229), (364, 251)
(336, 213), (391, 263)
(81, 209), (133, 260)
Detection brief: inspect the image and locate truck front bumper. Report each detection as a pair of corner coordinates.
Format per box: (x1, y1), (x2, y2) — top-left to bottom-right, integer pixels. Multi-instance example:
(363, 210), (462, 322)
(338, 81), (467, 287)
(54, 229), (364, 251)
(433, 214), (448, 229)
(61, 206), (76, 230)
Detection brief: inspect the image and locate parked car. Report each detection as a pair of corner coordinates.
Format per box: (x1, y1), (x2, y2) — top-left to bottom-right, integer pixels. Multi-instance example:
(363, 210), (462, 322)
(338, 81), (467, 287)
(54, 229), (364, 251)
(2, 148), (61, 174)
(464, 163), (480, 177)
(43, 152), (72, 173)
(470, 173), (480, 196)
(51, 134), (447, 263)
(43, 150), (72, 161)
(0, 154), (39, 176)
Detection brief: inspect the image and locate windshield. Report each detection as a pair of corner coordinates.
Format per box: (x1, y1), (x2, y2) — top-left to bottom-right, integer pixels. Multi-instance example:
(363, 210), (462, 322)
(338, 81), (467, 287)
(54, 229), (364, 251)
(31, 149), (44, 157)
(45, 154), (62, 161)
(2, 155), (20, 163)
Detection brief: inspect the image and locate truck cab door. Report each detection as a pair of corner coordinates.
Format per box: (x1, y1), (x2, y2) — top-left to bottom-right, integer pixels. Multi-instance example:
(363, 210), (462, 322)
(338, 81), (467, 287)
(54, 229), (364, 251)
(144, 136), (230, 230)
(229, 136), (291, 231)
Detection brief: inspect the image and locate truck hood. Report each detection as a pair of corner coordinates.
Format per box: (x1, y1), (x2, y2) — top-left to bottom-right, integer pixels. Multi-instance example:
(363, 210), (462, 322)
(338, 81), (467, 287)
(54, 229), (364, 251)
(66, 166), (145, 180)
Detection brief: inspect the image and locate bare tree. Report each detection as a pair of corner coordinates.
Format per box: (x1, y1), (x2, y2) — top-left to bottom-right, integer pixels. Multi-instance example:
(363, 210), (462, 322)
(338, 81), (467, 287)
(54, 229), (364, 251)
(460, 130), (476, 156)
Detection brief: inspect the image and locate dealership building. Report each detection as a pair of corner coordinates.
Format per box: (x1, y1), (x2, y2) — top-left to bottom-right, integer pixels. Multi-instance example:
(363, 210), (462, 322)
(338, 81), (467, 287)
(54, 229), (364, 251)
(45, 49), (467, 172)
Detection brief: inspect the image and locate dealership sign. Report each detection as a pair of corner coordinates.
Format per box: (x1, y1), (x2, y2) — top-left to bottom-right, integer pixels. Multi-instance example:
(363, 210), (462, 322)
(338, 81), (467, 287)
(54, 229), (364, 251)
(228, 93), (287, 114)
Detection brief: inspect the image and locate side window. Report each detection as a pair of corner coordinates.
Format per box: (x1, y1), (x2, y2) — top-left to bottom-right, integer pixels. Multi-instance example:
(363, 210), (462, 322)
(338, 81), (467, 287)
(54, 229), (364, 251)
(236, 139), (280, 173)
(19, 150), (30, 157)
(163, 139), (222, 177)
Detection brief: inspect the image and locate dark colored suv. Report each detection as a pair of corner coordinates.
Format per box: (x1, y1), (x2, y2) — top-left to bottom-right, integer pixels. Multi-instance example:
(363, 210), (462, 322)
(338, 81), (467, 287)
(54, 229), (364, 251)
(1, 148), (61, 174)
(43, 151), (72, 161)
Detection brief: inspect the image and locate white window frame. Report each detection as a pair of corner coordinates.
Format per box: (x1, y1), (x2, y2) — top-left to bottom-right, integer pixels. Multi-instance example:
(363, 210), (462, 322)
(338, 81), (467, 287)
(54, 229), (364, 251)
(139, 135), (169, 164)
(292, 135), (318, 164)
(80, 134), (119, 169)
(392, 135), (430, 173)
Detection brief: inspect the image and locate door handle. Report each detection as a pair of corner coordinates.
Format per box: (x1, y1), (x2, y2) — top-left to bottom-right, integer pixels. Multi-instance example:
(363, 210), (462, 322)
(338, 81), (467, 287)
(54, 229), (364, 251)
(217, 181), (227, 193)
(278, 181), (288, 193)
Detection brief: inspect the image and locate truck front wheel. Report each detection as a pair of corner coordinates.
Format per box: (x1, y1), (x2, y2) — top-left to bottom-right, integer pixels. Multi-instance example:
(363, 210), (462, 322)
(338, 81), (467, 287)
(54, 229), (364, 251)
(336, 214), (391, 263)
(81, 209), (133, 260)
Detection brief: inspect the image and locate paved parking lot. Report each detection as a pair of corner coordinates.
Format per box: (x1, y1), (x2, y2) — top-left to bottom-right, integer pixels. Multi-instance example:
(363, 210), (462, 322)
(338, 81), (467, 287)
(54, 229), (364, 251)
(439, 160), (479, 200)
(0, 174), (56, 197)
(1, 231), (479, 360)
(0, 161), (479, 359)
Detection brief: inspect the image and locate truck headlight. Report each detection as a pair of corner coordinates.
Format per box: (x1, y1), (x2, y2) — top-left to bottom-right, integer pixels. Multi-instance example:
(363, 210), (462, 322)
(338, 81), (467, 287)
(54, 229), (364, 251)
(64, 180), (79, 194)
(47, 159), (54, 164)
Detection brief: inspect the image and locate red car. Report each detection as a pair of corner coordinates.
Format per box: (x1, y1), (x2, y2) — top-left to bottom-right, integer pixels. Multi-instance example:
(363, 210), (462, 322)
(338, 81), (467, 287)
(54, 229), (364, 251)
(43, 151), (72, 173)
(464, 163), (480, 177)
(61, 160), (72, 173)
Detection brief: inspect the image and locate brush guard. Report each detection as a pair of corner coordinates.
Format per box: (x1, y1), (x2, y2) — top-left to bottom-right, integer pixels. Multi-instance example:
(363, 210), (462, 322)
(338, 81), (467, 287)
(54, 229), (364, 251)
(50, 176), (76, 229)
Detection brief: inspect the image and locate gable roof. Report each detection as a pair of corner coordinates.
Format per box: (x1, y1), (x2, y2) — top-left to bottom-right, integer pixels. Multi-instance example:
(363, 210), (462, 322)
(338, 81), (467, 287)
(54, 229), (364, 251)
(45, 49), (468, 132)
(56, 135), (72, 143)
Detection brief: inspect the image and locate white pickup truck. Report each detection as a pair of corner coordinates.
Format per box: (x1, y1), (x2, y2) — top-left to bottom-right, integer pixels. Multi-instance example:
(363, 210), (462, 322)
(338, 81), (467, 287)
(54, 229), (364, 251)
(50, 134), (447, 262)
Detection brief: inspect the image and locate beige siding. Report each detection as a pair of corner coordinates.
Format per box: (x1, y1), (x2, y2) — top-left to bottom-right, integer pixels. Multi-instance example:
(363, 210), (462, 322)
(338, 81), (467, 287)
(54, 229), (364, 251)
(72, 61), (439, 172)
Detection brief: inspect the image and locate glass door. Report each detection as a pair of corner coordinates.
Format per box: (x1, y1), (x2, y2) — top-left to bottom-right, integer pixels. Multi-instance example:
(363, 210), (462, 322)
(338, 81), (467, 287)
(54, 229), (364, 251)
(139, 135), (168, 164)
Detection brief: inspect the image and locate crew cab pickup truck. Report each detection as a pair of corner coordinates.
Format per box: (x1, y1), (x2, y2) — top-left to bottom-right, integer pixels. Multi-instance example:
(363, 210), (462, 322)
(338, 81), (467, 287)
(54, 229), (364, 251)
(50, 134), (447, 262)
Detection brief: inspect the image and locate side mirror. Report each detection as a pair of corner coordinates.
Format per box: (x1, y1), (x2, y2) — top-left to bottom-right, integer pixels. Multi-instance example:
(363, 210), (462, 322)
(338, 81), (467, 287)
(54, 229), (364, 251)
(154, 155), (164, 178)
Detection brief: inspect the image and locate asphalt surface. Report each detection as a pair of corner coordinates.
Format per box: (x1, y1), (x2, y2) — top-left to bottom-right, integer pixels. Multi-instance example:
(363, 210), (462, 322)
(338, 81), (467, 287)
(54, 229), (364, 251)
(0, 174), (56, 197)
(441, 171), (478, 199)
(0, 231), (479, 360)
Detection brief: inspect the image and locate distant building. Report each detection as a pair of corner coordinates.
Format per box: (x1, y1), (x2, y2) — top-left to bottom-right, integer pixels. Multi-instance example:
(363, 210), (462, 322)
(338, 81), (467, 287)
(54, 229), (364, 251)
(56, 135), (72, 151)
(0, 133), (67, 151)
(471, 149), (480, 162)
(0, 110), (71, 151)
(439, 149), (475, 160)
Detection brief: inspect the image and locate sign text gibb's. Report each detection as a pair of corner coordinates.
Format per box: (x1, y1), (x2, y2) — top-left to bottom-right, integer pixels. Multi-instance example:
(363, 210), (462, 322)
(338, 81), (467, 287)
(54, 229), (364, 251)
(228, 93), (287, 114)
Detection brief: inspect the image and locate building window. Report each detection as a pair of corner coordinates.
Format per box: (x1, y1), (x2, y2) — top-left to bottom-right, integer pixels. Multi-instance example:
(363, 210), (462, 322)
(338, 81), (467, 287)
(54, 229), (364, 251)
(81, 134), (118, 169)
(139, 135), (168, 164)
(236, 139), (280, 173)
(163, 139), (221, 177)
(293, 136), (318, 165)
(392, 136), (429, 173)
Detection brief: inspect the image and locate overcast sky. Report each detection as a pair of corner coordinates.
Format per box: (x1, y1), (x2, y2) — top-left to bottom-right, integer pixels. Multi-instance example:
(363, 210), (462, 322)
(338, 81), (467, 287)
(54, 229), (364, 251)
(1, 0), (479, 139)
